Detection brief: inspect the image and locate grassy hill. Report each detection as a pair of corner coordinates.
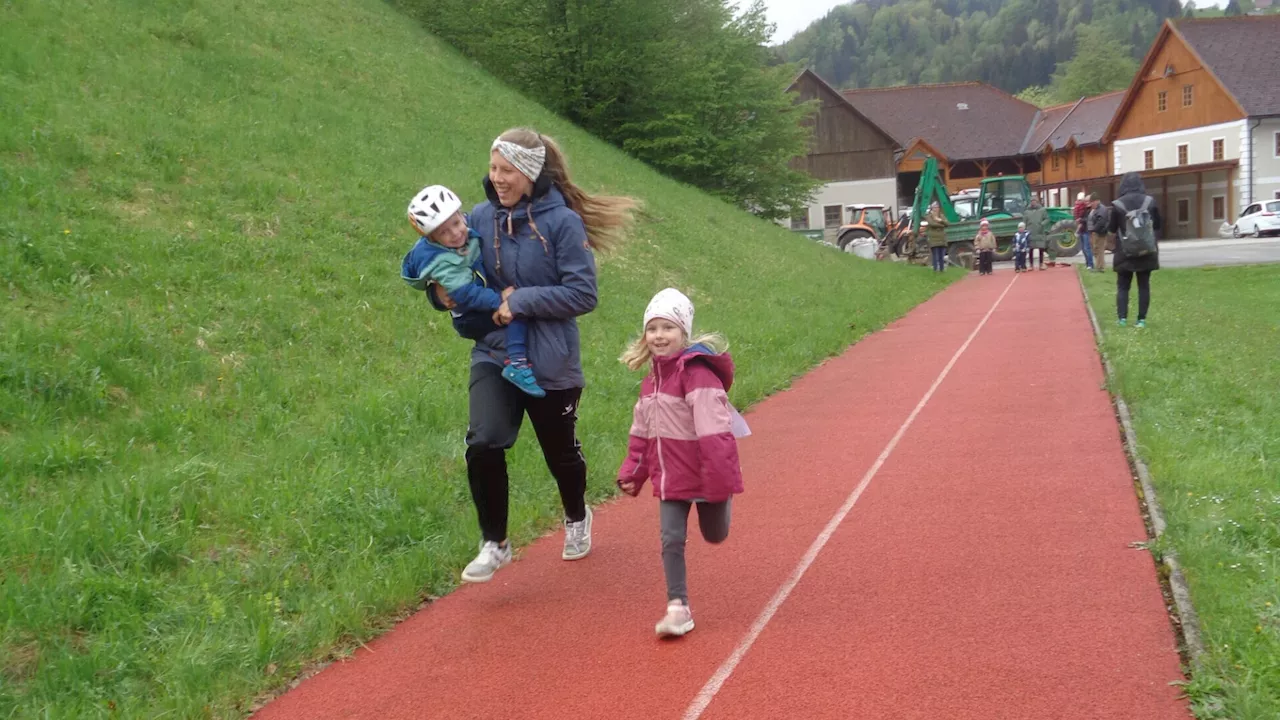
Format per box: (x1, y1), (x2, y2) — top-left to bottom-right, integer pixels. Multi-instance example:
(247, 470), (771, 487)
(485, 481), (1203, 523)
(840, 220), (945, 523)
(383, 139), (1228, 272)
(0, 0), (950, 715)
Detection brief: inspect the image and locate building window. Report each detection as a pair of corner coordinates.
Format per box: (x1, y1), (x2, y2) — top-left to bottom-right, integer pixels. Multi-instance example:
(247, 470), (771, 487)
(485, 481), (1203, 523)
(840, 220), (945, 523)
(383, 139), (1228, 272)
(1212, 138), (1224, 162)
(1075, 149), (1084, 166)
(1052, 153), (1060, 170)
(823, 205), (843, 228)
(1182, 84), (1193, 107)
(1274, 132), (1280, 158)
(1144, 149), (1154, 170)
(1177, 198), (1190, 224)
(1212, 196), (1225, 221)
(790, 212), (809, 230)
(1157, 91), (1167, 112)
(1177, 143), (1189, 166)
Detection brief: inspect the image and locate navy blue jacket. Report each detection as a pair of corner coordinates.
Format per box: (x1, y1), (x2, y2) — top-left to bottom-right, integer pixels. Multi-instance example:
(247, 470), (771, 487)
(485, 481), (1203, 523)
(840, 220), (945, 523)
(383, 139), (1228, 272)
(430, 177), (598, 390)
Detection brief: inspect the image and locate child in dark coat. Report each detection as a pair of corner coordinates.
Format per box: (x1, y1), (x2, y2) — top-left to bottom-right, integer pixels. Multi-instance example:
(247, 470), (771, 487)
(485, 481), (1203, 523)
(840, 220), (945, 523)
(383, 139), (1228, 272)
(1012, 222), (1030, 273)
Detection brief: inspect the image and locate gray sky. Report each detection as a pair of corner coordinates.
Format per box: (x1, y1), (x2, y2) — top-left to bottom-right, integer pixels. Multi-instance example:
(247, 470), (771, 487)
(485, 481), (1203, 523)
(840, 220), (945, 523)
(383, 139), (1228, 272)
(759, 0), (848, 43)
(760, 0), (1229, 45)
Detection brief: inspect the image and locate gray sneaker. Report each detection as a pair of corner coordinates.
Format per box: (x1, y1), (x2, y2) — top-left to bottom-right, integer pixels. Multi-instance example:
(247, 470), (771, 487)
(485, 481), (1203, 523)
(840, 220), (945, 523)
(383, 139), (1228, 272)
(562, 507), (593, 560)
(461, 541), (511, 583)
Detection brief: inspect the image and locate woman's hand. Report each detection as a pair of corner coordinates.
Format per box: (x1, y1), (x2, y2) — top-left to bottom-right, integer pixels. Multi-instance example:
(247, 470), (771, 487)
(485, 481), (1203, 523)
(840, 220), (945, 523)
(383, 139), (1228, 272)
(493, 301), (513, 327)
(432, 284), (456, 310)
(618, 479), (639, 496)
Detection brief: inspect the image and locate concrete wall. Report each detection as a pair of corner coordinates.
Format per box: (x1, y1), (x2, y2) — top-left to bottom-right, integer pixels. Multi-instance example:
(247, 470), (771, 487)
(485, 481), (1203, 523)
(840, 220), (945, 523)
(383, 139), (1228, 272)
(1152, 169), (1233, 239)
(784, 177), (899, 243)
(1251, 117), (1280, 206)
(1112, 119), (1267, 235)
(1113, 119), (1244, 174)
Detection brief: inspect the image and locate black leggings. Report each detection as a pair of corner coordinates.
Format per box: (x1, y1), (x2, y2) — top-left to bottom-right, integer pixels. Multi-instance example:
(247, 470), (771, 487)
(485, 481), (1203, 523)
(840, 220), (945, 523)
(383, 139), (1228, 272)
(1116, 270), (1151, 321)
(465, 363), (588, 542)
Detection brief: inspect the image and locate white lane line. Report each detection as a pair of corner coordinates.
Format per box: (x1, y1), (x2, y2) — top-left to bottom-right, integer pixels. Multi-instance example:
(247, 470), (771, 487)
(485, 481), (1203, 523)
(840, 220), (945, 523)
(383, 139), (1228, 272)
(681, 273), (1019, 720)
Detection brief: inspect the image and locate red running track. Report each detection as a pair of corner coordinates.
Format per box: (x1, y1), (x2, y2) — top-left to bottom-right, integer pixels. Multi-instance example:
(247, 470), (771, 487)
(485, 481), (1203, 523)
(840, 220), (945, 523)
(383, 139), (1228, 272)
(255, 269), (1188, 720)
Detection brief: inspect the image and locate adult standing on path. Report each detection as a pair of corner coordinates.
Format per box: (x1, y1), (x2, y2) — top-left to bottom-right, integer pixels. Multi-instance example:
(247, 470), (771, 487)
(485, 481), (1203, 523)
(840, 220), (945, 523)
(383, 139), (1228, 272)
(925, 201), (950, 273)
(1108, 172), (1161, 328)
(1087, 195), (1111, 272)
(1024, 196), (1051, 271)
(432, 128), (636, 582)
(1074, 191), (1095, 270)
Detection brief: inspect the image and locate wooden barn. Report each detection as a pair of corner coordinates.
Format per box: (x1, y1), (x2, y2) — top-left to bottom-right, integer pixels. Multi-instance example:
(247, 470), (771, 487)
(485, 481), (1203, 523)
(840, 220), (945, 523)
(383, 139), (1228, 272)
(786, 69), (900, 241)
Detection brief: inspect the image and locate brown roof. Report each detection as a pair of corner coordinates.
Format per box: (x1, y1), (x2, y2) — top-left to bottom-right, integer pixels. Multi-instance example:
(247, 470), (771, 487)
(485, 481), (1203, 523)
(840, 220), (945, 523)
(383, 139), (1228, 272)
(1021, 91), (1124, 153)
(1022, 103), (1075, 154)
(841, 82), (1040, 160)
(1175, 15), (1280, 117)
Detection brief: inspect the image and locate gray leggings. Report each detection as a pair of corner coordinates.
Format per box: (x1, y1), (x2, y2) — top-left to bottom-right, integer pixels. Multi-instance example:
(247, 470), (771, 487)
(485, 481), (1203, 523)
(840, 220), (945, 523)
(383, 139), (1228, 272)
(661, 499), (732, 604)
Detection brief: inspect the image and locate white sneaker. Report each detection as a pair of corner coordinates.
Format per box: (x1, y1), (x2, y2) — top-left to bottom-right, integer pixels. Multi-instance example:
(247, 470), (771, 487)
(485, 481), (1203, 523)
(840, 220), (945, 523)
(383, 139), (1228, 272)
(461, 541), (511, 583)
(562, 507), (593, 560)
(655, 601), (695, 637)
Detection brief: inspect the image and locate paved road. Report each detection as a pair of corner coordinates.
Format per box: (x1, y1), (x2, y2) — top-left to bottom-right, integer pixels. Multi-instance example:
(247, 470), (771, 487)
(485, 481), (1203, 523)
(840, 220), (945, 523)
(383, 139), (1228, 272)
(1052, 237), (1280, 269)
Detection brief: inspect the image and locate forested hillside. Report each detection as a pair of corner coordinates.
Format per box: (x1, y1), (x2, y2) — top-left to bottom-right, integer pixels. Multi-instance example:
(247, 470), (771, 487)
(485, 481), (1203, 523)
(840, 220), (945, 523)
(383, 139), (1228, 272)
(778, 0), (1185, 98)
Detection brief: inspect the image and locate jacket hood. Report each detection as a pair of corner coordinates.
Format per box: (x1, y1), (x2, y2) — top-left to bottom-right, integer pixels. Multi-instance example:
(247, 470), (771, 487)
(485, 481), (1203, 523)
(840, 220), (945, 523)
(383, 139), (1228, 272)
(655, 343), (735, 392)
(1118, 172), (1146, 197)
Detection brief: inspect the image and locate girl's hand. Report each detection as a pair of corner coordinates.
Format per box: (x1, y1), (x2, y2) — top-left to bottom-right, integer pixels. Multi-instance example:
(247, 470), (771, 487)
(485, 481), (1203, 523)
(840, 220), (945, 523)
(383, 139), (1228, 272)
(493, 301), (513, 327)
(432, 283), (456, 310)
(618, 479), (638, 496)
(501, 286), (515, 301)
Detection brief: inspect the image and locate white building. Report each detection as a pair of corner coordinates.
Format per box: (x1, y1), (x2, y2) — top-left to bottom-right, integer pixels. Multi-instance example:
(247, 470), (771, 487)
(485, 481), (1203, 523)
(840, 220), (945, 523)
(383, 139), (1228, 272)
(1103, 16), (1280, 238)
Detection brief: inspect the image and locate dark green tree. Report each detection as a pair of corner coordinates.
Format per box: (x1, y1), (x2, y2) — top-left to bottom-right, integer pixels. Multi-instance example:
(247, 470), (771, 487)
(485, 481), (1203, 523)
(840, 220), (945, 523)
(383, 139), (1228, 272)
(1016, 85), (1055, 107)
(1049, 26), (1140, 101)
(616, 2), (818, 218)
(395, 0), (818, 219)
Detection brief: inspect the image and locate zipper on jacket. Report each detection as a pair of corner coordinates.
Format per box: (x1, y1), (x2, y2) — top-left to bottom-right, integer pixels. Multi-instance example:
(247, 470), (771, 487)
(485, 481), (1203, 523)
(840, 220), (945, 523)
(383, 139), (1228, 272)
(653, 360), (667, 500)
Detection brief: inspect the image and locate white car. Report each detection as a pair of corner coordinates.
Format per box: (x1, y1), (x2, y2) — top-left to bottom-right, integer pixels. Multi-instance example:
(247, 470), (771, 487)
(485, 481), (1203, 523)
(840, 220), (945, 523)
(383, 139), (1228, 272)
(1234, 200), (1280, 238)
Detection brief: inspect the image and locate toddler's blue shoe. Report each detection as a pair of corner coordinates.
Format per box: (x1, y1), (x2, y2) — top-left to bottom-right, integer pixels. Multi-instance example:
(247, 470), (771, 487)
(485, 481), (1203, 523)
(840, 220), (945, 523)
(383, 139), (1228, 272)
(502, 361), (546, 398)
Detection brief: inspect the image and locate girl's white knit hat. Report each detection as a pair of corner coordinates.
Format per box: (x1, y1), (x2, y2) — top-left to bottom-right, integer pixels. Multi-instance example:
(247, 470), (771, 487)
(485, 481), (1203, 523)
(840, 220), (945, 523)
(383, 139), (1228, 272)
(643, 288), (694, 337)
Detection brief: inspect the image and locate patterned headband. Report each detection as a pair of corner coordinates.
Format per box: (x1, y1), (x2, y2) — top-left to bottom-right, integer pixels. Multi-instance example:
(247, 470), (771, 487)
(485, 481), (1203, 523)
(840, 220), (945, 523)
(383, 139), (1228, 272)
(492, 138), (546, 182)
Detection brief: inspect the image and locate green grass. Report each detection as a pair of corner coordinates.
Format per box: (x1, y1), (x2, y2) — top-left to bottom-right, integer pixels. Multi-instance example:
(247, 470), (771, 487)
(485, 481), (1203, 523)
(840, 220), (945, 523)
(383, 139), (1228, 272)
(1081, 266), (1280, 719)
(0, 0), (953, 715)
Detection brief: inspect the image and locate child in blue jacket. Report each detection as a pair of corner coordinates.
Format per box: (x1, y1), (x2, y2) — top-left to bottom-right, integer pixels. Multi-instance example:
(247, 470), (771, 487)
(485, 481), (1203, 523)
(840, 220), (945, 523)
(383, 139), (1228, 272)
(1012, 222), (1031, 273)
(400, 185), (544, 397)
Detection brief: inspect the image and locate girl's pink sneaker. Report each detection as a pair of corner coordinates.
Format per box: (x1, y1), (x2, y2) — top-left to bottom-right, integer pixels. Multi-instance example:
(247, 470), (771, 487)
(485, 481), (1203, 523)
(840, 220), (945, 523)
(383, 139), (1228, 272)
(655, 601), (695, 637)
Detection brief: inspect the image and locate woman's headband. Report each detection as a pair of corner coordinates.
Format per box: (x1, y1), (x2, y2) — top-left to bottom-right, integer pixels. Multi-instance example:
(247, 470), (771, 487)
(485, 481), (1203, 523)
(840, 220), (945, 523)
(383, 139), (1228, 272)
(492, 138), (546, 182)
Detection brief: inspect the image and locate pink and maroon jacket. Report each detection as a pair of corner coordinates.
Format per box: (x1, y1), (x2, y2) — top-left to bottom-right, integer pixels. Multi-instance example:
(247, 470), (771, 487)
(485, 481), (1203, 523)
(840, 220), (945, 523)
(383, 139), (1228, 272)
(617, 345), (744, 502)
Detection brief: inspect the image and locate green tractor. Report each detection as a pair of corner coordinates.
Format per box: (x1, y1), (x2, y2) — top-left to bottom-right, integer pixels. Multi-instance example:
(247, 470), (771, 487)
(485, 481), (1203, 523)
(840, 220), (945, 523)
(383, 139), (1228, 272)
(911, 157), (1079, 269)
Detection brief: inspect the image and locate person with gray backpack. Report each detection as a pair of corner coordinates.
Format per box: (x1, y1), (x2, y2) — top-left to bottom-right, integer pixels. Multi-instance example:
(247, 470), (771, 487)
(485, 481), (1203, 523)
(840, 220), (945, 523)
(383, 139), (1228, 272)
(1108, 172), (1162, 328)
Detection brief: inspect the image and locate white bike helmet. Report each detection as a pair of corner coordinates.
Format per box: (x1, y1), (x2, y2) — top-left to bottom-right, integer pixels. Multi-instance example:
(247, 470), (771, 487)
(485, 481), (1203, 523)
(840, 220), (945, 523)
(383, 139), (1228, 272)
(407, 185), (462, 236)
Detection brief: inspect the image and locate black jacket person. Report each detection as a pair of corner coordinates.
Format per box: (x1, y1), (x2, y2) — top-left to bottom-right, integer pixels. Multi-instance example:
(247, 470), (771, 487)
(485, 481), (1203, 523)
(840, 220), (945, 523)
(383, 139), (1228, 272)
(1107, 172), (1162, 325)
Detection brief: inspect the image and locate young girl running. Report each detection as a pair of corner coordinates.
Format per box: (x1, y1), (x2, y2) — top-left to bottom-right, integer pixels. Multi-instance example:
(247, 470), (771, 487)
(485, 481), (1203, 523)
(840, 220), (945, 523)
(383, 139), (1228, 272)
(617, 288), (744, 637)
